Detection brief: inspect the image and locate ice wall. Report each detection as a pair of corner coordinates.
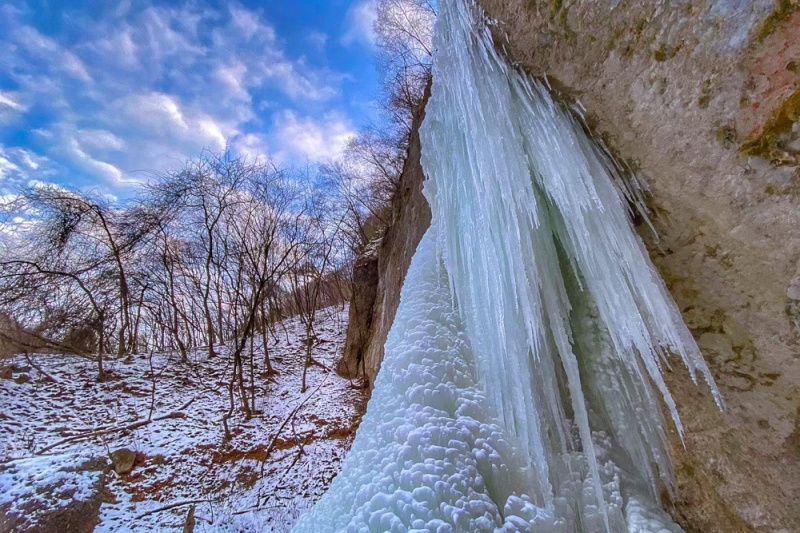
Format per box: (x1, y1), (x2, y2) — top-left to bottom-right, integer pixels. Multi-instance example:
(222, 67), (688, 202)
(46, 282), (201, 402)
(294, 0), (720, 531)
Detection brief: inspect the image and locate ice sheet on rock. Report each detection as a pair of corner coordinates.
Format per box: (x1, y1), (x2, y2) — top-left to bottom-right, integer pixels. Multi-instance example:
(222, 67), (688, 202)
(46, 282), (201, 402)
(296, 0), (720, 531)
(294, 230), (562, 532)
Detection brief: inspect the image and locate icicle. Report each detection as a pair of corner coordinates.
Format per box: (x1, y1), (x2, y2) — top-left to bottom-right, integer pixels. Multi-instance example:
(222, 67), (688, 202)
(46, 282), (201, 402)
(295, 0), (720, 531)
(421, 0), (720, 526)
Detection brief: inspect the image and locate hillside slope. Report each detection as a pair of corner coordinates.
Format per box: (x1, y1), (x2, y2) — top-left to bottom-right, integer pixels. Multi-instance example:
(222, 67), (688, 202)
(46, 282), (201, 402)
(0, 306), (365, 532)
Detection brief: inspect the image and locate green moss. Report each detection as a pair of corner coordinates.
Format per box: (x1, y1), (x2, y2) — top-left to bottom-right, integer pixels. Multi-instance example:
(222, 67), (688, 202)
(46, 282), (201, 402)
(608, 27), (625, 52)
(740, 88), (800, 163)
(756, 0), (799, 42)
(763, 180), (800, 195)
(548, 0), (564, 20)
(716, 124), (737, 149)
(623, 43), (636, 58)
(634, 19), (648, 41)
(653, 42), (683, 62)
(698, 79), (713, 108)
(720, 253), (734, 268)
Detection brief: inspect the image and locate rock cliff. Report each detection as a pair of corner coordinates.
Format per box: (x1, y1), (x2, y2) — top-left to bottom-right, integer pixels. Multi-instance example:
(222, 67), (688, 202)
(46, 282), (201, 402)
(337, 88), (431, 388)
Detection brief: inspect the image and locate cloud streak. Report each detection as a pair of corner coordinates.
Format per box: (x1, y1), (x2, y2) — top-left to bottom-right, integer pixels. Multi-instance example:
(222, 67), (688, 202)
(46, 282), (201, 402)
(342, 0), (378, 46)
(272, 111), (357, 162)
(0, 0), (366, 195)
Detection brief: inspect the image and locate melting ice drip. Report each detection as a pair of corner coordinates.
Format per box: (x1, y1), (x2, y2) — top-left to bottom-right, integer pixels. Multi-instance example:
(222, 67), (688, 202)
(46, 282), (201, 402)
(294, 0), (720, 531)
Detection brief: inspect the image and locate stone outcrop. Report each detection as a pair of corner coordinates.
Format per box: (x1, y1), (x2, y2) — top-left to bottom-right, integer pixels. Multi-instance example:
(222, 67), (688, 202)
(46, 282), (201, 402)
(337, 88), (431, 388)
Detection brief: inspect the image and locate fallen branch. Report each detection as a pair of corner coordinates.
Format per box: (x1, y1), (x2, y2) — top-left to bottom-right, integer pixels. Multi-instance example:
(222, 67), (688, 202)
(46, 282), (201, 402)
(308, 357), (330, 372)
(258, 375), (328, 477)
(37, 397), (195, 454)
(135, 499), (212, 519)
(23, 351), (58, 383)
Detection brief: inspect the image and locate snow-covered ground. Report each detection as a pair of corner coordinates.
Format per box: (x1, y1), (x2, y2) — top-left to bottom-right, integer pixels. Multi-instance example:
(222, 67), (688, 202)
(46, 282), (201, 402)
(0, 305), (366, 532)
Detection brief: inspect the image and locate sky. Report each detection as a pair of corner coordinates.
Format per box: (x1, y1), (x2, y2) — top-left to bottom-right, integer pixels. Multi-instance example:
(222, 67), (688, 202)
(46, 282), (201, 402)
(0, 0), (383, 200)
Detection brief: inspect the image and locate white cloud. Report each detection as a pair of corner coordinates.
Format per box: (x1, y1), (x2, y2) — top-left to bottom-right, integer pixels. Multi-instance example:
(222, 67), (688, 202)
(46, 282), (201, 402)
(61, 52), (93, 82)
(113, 92), (234, 151)
(214, 62), (251, 102)
(0, 1), (356, 191)
(138, 6), (206, 64)
(16, 148), (47, 172)
(0, 147), (59, 202)
(65, 137), (124, 184)
(83, 29), (139, 69)
(259, 60), (338, 102)
(272, 111), (357, 162)
(197, 118), (227, 150)
(76, 129), (126, 153)
(0, 154), (20, 179)
(0, 92), (26, 112)
(228, 4), (270, 41)
(15, 26), (93, 83)
(0, 91), (28, 124)
(116, 92), (189, 133)
(342, 0), (378, 46)
(306, 31), (328, 51)
(231, 133), (270, 163)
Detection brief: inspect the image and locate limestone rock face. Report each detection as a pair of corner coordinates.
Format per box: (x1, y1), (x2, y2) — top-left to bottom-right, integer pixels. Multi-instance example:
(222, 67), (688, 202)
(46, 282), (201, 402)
(338, 89), (431, 388)
(474, 0), (800, 530)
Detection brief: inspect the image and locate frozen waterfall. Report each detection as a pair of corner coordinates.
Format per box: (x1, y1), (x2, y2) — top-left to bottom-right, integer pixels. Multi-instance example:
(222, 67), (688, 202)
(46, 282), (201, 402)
(294, 0), (720, 531)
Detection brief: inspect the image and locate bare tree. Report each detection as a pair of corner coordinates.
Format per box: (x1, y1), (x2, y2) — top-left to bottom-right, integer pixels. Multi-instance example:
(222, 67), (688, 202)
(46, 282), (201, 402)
(150, 153), (248, 359)
(375, 0), (435, 132)
(0, 257), (111, 379)
(217, 159), (307, 437)
(285, 189), (348, 393)
(0, 186), (157, 379)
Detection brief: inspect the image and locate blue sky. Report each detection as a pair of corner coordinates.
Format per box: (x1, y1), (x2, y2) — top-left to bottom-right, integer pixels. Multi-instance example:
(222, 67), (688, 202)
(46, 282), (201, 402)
(0, 0), (382, 199)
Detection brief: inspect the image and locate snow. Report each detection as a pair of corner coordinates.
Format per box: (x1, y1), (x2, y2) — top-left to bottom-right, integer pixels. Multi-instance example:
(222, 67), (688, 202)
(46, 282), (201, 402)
(0, 305), (365, 532)
(296, 0), (720, 531)
(0, 453), (101, 520)
(295, 230), (561, 532)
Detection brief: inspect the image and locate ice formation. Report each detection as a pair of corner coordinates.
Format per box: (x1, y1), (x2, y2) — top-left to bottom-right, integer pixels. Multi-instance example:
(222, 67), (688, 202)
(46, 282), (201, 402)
(294, 0), (720, 531)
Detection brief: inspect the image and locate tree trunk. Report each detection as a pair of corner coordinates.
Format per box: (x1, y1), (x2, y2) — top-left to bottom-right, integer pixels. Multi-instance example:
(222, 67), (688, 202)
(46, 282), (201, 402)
(260, 302), (274, 375)
(301, 324), (314, 393)
(96, 317), (105, 382)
